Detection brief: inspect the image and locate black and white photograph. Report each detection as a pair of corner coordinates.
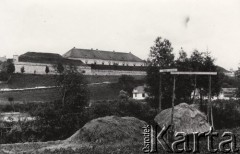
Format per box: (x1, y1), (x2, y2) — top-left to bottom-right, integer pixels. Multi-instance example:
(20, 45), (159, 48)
(0, 0), (240, 153)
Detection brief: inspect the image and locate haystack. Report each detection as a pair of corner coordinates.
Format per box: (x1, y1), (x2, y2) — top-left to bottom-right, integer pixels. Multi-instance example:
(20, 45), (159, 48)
(66, 116), (147, 144)
(154, 103), (210, 134)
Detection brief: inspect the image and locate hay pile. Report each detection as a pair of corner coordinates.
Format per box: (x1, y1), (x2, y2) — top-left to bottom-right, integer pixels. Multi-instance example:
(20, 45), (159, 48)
(66, 116), (147, 144)
(155, 103), (210, 134)
(0, 116), (147, 153)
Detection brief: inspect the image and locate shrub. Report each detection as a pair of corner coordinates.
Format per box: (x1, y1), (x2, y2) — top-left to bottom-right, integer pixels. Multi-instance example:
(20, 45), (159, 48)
(199, 99), (240, 130)
(0, 71), (9, 81)
(89, 98), (158, 125)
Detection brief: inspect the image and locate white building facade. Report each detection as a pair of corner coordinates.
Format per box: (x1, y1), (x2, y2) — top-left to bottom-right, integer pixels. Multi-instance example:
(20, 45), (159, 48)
(132, 86), (148, 100)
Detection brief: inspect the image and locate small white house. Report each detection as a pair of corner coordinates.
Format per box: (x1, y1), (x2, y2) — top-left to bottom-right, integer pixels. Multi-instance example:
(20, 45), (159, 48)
(132, 86), (148, 100)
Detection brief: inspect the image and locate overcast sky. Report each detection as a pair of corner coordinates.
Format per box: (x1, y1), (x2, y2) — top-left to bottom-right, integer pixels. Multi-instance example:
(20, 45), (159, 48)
(0, 0), (240, 70)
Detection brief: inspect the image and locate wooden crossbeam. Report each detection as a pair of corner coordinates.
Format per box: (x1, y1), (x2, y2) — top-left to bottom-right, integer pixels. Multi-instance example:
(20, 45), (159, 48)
(170, 72), (217, 75)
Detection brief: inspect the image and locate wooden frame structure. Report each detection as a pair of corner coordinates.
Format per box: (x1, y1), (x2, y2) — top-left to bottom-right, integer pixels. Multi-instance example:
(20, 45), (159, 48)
(170, 71), (217, 129)
(159, 69), (178, 112)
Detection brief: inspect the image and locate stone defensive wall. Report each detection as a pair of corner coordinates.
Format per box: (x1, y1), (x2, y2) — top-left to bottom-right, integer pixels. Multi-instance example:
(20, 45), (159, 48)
(88, 65), (147, 76)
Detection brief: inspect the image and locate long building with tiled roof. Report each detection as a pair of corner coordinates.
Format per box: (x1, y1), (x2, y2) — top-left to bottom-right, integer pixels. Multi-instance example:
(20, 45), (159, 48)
(12, 48), (147, 76)
(13, 52), (90, 74)
(19, 52), (85, 66)
(63, 47), (145, 66)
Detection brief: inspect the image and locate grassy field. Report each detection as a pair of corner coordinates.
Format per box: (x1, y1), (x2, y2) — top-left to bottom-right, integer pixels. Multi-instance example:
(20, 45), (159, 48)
(88, 83), (122, 102)
(0, 83), (122, 104)
(0, 74), (56, 89)
(0, 73), (144, 104)
(0, 88), (60, 104)
(0, 73), (145, 89)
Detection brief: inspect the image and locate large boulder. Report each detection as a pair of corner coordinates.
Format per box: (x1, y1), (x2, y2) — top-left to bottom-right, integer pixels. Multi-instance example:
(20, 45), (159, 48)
(154, 103), (210, 134)
(66, 116), (147, 144)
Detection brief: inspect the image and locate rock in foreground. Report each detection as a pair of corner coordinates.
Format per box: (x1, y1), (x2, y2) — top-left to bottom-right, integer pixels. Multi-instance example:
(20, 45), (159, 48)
(155, 103), (210, 134)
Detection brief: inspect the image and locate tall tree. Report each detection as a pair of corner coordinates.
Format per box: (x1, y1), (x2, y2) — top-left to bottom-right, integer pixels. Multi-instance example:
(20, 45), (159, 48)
(189, 50), (204, 71)
(21, 66), (25, 73)
(174, 48), (194, 103)
(57, 63), (64, 74)
(45, 66), (50, 74)
(202, 51), (222, 96)
(188, 50), (223, 112)
(2, 60), (15, 74)
(148, 37), (174, 67)
(32, 69), (90, 141)
(56, 67), (89, 112)
(146, 37), (175, 110)
(188, 50), (206, 104)
(118, 75), (136, 95)
(8, 97), (15, 112)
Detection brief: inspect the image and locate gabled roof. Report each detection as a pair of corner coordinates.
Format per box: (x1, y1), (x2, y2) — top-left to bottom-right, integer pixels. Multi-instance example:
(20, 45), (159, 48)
(19, 52), (85, 66)
(133, 86), (145, 94)
(63, 48), (144, 62)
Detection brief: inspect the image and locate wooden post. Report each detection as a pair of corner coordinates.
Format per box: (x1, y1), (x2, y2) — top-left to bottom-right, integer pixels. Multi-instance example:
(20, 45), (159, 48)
(159, 68), (177, 112)
(208, 75), (211, 124)
(170, 75), (176, 141)
(208, 75), (214, 128)
(159, 73), (162, 112)
(171, 75), (176, 127)
(192, 75), (197, 104)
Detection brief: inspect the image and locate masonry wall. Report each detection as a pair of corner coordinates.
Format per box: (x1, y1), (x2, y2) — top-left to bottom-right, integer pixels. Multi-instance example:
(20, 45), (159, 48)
(14, 62), (91, 75)
(67, 57), (145, 66)
(13, 61), (146, 76)
(15, 62), (56, 74)
(90, 69), (146, 76)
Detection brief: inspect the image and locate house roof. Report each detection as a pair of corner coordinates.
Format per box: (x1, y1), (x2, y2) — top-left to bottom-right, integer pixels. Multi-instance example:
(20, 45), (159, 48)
(19, 52), (85, 66)
(133, 86), (145, 94)
(63, 48), (144, 62)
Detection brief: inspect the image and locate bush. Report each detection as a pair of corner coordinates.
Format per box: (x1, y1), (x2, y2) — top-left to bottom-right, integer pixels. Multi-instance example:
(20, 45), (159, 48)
(0, 96), (157, 144)
(89, 98), (158, 125)
(0, 102), (39, 112)
(199, 99), (240, 130)
(0, 71), (10, 81)
(30, 100), (90, 141)
(118, 75), (145, 96)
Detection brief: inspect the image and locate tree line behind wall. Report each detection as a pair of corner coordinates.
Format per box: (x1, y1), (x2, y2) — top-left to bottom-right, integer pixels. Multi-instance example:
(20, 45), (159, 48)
(145, 37), (224, 110)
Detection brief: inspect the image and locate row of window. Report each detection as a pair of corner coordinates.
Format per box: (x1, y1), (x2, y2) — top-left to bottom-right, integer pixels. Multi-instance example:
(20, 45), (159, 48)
(85, 60), (143, 66)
